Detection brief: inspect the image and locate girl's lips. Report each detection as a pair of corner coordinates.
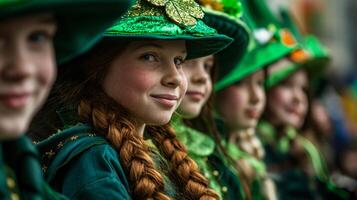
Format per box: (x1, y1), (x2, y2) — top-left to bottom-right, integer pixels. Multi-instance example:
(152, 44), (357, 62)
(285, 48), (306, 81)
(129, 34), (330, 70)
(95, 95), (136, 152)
(0, 92), (32, 109)
(245, 109), (260, 119)
(185, 91), (204, 101)
(286, 107), (302, 117)
(150, 94), (178, 108)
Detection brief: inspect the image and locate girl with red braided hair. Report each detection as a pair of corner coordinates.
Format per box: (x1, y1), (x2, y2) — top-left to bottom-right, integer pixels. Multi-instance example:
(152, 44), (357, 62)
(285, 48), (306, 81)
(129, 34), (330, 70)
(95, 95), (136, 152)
(29, 0), (232, 199)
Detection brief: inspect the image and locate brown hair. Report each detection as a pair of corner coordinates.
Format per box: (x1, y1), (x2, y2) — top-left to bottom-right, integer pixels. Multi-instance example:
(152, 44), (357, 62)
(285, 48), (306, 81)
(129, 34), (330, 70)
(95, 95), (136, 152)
(262, 68), (312, 171)
(183, 56), (253, 199)
(31, 39), (218, 199)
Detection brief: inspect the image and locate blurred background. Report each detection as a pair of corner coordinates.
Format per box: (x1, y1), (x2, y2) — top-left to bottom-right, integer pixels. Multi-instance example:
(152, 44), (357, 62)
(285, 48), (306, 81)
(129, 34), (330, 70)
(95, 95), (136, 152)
(268, 0), (357, 192)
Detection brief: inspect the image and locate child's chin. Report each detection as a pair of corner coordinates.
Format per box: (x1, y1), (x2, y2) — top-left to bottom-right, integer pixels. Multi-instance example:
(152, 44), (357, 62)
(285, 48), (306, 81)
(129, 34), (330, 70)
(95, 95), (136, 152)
(149, 116), (172, 126)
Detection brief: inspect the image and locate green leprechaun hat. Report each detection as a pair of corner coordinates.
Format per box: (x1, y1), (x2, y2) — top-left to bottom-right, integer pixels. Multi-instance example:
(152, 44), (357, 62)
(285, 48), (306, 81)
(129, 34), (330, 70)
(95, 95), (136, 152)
(196, 0), (251, 80)
(265, 9), (330, 88)
(104, 0), (233, 60)
(0, 0), (133, 63)
(214, 0), (299, 91)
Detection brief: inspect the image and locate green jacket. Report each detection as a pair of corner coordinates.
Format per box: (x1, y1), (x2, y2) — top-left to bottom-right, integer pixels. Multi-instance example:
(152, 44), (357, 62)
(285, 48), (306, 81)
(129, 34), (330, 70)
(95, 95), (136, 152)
(37, 123), (179, 200)
(172, 116), (244, 200)
(0, 136), (67, 200)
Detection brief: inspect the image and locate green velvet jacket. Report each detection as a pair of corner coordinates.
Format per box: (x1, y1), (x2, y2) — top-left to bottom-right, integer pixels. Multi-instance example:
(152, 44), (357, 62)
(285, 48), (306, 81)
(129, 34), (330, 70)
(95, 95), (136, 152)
(172, 116), (245, 200)
(0, 136), (67, 200)
(36, 123), (181, 200)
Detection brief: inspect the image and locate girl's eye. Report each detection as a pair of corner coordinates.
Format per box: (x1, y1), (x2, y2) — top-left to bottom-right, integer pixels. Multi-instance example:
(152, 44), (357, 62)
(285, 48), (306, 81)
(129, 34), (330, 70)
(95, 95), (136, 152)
(141, 54), (157, 62)
(204, 63), (213, 72)
(28, 30), (52, 45)
(174, 57), (184, 67)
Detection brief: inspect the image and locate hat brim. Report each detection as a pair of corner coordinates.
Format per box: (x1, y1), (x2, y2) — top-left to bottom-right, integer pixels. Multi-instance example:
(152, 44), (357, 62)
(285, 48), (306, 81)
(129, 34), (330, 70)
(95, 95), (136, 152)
(302, 35), (330, 78)
(104, 15), (233, 59)
(203, 9), (250, 80)
(265, 62), (299, 88)
(215, 40), (297, 91)
(267, 36), (330, 88)
(0, 0), (133, 63)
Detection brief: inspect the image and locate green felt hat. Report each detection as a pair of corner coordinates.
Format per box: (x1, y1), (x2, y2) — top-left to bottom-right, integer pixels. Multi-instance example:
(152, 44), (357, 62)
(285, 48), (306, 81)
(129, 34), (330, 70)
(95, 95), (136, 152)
(0, 0), (133, 63)
(265, 60), (299, 88)
(265, 10), (330, 88)
(196, 0), (250, 80)
(104, 0), (233, 60)
(214, 0), (298, 91)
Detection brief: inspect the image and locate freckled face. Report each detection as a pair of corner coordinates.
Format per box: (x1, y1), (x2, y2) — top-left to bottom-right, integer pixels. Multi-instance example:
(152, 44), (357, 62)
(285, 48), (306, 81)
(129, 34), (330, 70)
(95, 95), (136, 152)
(177, 55), (214, 119)
(217, 70), (266, 129)
(0, 14), (57, 140)
(102, 40), (187, 125)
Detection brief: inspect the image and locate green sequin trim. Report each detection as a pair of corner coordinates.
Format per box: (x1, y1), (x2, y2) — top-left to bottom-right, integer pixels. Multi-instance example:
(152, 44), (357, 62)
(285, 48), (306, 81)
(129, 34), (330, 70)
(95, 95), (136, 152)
(105, 15), (218, 37)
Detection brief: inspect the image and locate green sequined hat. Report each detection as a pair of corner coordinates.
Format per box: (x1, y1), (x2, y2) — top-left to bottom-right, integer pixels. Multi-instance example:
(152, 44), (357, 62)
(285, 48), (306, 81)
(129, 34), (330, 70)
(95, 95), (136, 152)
(104, 0), (233, 59)
(265, 9), (330, 88)
(0, 0), (133, 63)
(214, 0), (298, 91)
(196, 0), (250, 80)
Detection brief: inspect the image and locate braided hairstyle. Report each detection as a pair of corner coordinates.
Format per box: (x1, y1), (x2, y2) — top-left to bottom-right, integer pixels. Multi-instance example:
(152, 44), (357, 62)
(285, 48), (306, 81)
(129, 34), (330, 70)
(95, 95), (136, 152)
(182, 57), (253, 199)
(147, 125), (219, 200)
(78, 96), (170, 200)
(31, 39), (218, 200)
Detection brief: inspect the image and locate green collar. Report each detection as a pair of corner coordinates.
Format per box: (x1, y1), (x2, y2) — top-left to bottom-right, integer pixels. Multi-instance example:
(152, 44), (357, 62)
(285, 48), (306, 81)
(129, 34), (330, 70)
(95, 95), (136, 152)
(257, 121), (331, 182)
(1, 136), (46, 199)
(171, 115), (215, 157)
(257, 120), (297, 153)
(224, 141), (266, 177)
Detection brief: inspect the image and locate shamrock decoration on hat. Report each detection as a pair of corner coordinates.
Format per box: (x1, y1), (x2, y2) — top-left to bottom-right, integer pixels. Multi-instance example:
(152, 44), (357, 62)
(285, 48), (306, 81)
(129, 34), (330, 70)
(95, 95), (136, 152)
(146, 0), (204, 26)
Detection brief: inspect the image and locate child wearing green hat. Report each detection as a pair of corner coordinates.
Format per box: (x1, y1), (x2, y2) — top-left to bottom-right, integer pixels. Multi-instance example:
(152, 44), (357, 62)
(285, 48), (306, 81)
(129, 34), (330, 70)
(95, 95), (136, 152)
(0, 0), (131, 199)
(171, 1), (251, 199)
(30, 0), (232, 199)
(214, 0), (299, 199)
(258, 6), (350, 200)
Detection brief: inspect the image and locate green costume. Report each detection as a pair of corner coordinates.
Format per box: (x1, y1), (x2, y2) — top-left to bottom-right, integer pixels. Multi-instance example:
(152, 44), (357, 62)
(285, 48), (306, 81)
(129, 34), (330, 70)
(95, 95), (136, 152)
(103, 0), (233, 59)
(0, 0), (132, 199)
(35, 0), (233, 199)
(171, 1), (251, 199)
(213, 0), (299, 199)
(0, 137), (67, 200)
(198, 0), (250, 80)
(214, 0), (298, 92)
(172, 115), (245, 200)
(37, 123), (179, 199)
(258, 6), (349, 199)
(265, 9), (330, 88)
(258, 122), (350, 200)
